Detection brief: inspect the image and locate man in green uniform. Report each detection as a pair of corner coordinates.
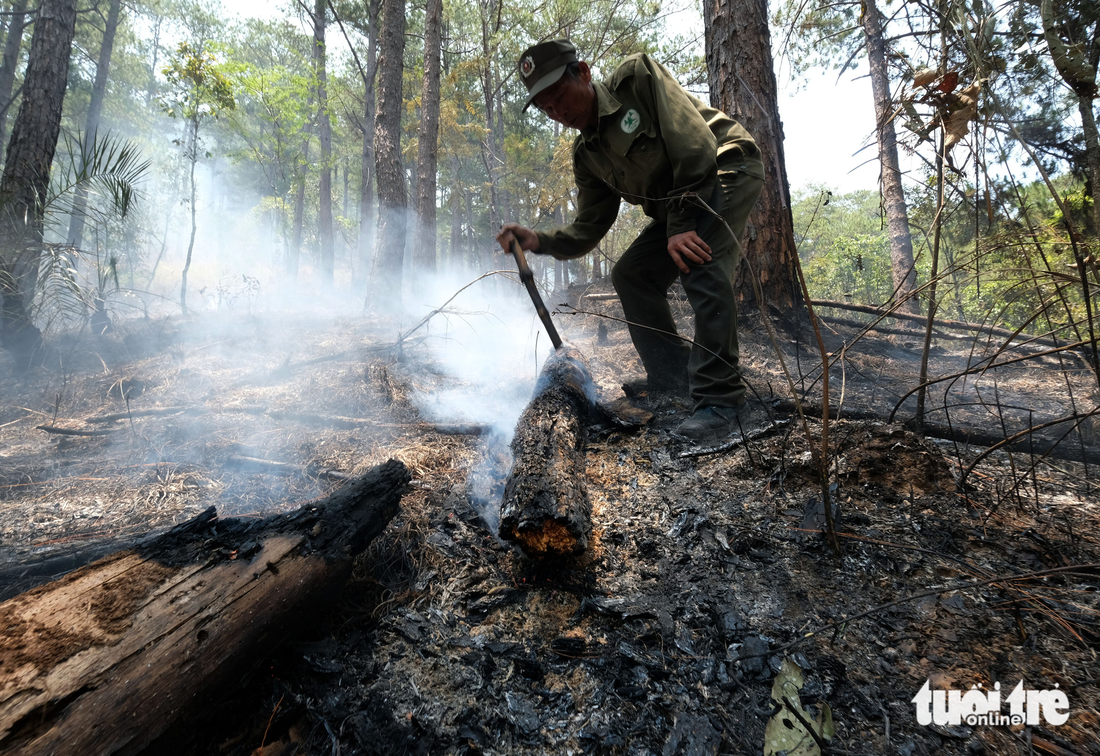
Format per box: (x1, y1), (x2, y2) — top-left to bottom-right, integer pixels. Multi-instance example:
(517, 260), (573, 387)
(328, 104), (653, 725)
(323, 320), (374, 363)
(496, 39), (765, 443)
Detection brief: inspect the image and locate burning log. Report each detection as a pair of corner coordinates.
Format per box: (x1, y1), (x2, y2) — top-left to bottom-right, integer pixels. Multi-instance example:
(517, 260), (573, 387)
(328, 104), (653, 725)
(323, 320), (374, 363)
(0, 459), (410, 756)
(500, 346), (594, 559)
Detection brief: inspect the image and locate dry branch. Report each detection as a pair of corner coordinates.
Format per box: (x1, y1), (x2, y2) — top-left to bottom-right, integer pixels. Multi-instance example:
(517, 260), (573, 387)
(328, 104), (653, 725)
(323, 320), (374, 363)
(35, 424), (117, 436)
(0, 459), (410, 756)
(810, 298), (1072, 349)
(772, 399), (1100, 467)
(500, 347), (594, 559)
(225, 454), (350, 480)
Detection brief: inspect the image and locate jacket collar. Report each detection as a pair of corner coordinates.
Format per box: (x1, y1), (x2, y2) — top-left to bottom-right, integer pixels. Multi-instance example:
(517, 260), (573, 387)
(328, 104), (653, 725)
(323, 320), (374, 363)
(580, 81), (622, 145)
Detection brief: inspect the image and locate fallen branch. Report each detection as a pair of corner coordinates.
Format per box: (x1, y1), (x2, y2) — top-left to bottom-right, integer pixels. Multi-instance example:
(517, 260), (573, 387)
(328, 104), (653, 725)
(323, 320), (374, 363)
(772, 399), (1100, 467)
(87, 406), (194, 423)
(35, 424), (117, 436)
(225, 454), (350, 480)
(811, 298), (1071, 349)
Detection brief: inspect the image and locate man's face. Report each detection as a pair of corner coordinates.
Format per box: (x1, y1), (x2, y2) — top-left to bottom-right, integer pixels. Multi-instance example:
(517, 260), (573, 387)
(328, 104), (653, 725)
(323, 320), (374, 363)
(533, 66), (595, 131)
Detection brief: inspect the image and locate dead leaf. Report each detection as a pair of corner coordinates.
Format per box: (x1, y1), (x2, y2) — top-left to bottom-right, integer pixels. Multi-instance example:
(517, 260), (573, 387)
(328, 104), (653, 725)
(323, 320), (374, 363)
(913, 67), (939, 87)
(763, 657), (835, 756)
(943, 81), (980, 154)
(937, 71), (960, 92)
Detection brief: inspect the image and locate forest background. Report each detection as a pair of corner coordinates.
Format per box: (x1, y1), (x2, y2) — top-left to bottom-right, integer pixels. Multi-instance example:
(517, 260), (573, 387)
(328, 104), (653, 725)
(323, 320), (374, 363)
(0, 0), (1093, 356)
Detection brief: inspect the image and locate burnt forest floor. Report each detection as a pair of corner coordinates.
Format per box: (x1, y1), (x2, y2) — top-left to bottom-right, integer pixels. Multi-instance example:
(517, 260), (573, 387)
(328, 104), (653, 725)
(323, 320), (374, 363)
(1, 276), (1099, 756)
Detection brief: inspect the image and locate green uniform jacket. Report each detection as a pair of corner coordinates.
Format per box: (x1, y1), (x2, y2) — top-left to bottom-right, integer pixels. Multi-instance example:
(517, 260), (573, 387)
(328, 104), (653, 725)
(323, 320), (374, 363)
(535, 53), (765, 260)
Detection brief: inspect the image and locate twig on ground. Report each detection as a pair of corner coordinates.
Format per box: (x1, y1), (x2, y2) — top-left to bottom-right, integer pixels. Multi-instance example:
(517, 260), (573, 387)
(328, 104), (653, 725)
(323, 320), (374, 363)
(36, 425), (117, 436)
(781, 695), (831, 754)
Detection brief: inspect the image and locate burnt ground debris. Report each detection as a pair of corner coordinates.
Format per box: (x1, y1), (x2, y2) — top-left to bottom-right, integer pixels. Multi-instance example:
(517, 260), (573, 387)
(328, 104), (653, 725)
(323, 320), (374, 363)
(0, 278), (1098, 756)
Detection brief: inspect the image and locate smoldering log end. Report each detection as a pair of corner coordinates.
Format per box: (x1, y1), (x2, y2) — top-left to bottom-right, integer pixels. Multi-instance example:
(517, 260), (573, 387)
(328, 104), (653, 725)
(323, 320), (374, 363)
(500, 347), (595, 561)
(507, 518), (586, 557)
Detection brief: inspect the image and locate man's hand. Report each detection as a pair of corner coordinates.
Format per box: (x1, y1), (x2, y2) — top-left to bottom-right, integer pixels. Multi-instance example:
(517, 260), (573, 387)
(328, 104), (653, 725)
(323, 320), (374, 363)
(667, 231), (712, 274)
(497, 223), (540, 254)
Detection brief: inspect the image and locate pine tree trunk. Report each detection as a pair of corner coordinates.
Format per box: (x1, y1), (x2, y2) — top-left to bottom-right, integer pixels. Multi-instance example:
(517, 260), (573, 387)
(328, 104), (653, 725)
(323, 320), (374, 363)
(368, 0), (406, 310)
(66, 0), (122, 252)
(702, 0), (800, 311)
(356, 0), (379, 288)
(0, 0), (29, 152)
(0, 0), (77, 359)
(413, 0), (442, 274)
(314, 0), (334, 288)
(863, 0), (919, 313)
(477, 0), (502, 232)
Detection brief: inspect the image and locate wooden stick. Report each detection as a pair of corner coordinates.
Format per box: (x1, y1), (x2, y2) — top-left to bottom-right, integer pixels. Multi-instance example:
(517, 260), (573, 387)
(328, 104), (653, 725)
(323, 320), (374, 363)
(508, 238), (563, 350)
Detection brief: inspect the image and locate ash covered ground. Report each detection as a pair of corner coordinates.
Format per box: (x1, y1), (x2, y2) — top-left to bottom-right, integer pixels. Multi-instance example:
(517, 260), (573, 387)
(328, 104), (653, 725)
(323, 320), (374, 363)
(1, 277), (1098, 756)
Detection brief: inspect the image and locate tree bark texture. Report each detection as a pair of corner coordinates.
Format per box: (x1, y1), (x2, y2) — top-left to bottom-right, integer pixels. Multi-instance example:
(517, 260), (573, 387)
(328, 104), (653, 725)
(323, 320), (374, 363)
(357, 0), (380, 287)
(414, 0), (442, 273)
(862, 0), (919, 313)
(0, 0), (77, 358)
(0, 0), (29, 152)
(0, 459), (410, 756)
(702, 0), (799, 311)
(1077, 95), (1100, 237)
(66, 0), (123, 251)
(314, 0), (334, 287)
(477, 0), (502, 233)
(369, 0), (406, 310)
(500, 347), (594, 559)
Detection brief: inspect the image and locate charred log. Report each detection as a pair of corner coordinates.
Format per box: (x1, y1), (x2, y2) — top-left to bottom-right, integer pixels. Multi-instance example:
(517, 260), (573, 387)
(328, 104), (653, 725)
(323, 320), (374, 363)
(500, 347), (594, 559)
(0, 459), (409, 756)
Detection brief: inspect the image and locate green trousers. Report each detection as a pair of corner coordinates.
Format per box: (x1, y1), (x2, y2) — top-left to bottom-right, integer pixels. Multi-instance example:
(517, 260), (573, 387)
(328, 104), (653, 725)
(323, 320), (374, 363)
(611, 161), (764, 410)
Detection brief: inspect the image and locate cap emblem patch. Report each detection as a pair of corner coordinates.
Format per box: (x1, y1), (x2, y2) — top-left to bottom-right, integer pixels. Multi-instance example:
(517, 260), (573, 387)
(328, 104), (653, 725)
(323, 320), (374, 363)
(521, 55), (535, 79)
(621, 108), (641, 134)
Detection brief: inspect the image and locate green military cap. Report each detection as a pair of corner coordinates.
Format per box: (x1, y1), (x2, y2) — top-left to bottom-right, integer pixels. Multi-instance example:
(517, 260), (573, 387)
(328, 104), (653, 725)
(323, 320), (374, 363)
(518, 39), (578, 112)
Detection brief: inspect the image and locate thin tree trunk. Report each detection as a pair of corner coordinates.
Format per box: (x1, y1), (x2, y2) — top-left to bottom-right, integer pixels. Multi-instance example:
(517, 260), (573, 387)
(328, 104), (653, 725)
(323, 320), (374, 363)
(357, 0), (379, 288)
(702, 0), (800, 311)
(180, 122), (198, 316)
(290, 145), (307, 278)
(448, 156), (462, 272)
(368, 0), (406, 310)
(862, 0), (919, 313)
(413, 0), (442, 274)
(314, 0), (334, 288)
(477, 0), (501, 231)
(1079, 95), (1100, 236)
(0, 0), (77, 359)
(0, 0), (29, 152)
(66, 0), (123, 252)
(146, 13), (162, 107)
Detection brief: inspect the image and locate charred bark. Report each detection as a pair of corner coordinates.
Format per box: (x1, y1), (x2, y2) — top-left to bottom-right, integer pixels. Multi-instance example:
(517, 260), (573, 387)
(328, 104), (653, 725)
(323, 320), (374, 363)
(0, 459), (410, 756)
(500, 347), (594, 559)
